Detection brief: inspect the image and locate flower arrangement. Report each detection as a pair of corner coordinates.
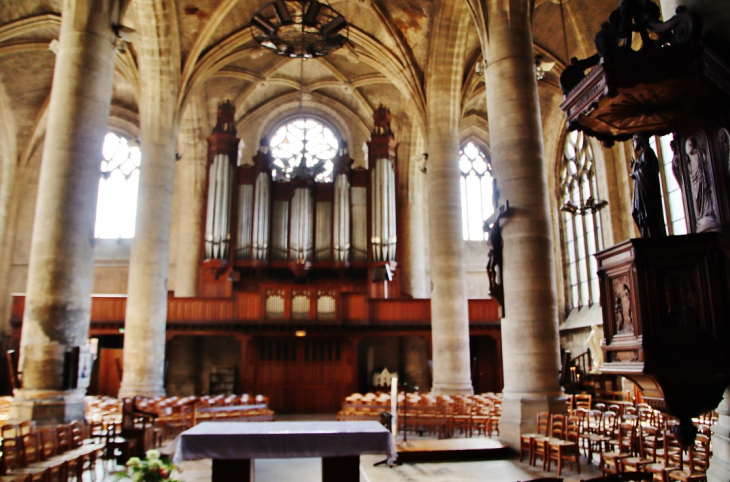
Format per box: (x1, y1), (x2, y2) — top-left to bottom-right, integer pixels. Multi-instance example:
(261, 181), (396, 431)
(123, 449), (181, 482)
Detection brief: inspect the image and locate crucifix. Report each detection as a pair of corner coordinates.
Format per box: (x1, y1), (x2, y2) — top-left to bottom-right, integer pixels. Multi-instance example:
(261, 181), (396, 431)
(483, 200), (509, 313)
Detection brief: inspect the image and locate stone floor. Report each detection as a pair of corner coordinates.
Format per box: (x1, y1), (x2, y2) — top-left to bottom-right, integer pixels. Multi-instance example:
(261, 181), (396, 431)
(97, 413), (604, 482)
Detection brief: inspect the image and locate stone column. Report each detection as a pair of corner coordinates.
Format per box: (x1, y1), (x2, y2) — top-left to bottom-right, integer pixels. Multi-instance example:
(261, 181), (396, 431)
(175, 94), (209, 298)
(118, 132), (177, 398)
(484, 0), (564, 449)
(709, 388), (730, 482)
(174, 147), (207, 298)
(10, 0), (119, 422)
(427, 129), (473, 395)
(118, 0), (180, 398)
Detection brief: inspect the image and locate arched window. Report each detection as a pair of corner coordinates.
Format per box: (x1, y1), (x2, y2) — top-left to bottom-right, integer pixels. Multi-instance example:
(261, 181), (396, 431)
(94, 132), (141, 239)
(560, 131), (603, 310)
(269, 117), (339, 182)
(460, 142), (495, 241)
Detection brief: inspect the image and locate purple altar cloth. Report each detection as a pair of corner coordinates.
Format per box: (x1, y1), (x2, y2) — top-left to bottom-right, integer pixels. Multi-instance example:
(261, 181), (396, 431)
(172, 421), (396, 465)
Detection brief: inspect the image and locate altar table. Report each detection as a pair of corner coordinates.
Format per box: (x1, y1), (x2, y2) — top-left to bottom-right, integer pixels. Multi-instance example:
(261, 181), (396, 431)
(173, 421), (396, 482)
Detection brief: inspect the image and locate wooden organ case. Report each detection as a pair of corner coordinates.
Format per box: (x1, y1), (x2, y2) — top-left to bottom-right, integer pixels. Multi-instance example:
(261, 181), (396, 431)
(560, 0), (730, 442)
(195, 103), (400, 412)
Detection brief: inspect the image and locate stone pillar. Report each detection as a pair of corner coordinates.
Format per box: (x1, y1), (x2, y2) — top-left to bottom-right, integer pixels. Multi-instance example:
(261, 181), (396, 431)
(427, 129), (473, 395)
(175, 94), (209, 298)
(484, 0), (564, 449)
(174, 149), (207, 298)
(118, 0), (180, 398)
(11, 0), (119, 423)
(118, 133), (177, 398)
(405, 153), (428, 298)
(709, 388), (730, 482)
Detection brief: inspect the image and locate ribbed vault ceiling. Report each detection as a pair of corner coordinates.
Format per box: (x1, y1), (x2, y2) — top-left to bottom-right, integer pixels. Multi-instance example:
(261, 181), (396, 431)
(0, 0), (619, 171)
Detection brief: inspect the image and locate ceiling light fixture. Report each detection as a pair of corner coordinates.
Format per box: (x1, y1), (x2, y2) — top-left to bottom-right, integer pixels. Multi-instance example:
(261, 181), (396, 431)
(250, 0), (349, 58)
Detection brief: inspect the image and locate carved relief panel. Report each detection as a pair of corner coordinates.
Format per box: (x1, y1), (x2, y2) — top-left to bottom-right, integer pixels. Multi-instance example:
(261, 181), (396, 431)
(672, 126), (730, 234)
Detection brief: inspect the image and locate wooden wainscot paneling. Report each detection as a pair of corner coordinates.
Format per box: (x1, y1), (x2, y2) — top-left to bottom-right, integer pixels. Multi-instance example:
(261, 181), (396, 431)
(167, 298), (234, 322)
(371, 299), (430, 323)
(341, 293), (368, 322)
(468, 299), (501, 322)
(90, 296), (127, 321)
(10, 293), (502, 330)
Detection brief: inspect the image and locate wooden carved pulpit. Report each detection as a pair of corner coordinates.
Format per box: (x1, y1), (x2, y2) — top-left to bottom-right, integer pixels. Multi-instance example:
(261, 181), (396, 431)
(561, 0), (730, 443)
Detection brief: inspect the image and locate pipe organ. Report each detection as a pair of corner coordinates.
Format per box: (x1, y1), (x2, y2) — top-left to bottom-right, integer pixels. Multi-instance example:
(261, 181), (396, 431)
(204, 101), (239, 260)
(201, 103), (399, 294)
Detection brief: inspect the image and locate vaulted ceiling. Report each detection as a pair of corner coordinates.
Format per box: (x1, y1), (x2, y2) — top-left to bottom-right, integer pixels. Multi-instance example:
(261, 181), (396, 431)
(0, 0), (619, 173)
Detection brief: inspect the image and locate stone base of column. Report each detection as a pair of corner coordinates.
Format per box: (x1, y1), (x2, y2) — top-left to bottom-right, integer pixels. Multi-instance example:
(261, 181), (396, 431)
(430, 381), (474, 396)
(709, 418), (730, 482)
(9, 389), (86, 424)
(118, 380), (166, 399)
(499, 391), (566, 449)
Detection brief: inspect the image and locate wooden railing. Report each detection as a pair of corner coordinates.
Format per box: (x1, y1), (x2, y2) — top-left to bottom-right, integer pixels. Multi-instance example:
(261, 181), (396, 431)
(10, 294), (500, 325)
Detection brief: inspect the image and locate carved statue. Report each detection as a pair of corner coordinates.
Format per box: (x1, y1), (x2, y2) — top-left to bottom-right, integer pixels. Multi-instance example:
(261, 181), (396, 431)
(614, 292), (624, 332)
(685, 136), (717, 231)
(670, 138), (683, 187)
(486, 219), (504, 308)
(720, 129), (730, 174)
(484, 200), (508, 309)
(631, 134), (667, 238)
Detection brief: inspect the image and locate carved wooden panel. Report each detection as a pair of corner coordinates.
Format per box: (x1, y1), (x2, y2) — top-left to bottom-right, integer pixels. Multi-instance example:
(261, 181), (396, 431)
(596, 234), (730, 420)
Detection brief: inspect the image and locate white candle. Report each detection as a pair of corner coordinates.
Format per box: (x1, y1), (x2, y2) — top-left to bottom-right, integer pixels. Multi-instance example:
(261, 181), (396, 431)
(390, 376), (398, 437)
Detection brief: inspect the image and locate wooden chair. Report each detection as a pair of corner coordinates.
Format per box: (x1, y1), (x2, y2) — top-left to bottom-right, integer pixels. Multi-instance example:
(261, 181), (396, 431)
(0, 426), (48, 482)
(36, 427), (68, 482)
(644, 424), (683, 482)
(586, 411), (618, 464)
(520, 412), (550, 466)
(547, 415), (581, 476)
(666, 433), (710, 482)
(621, 424), (656, 473)
(575, 394), (592, 411)
(600, 421), (634, 476)
(69, 420), (99, 482)
(17, 431), (50, 482)
(536, 414), (566, 471)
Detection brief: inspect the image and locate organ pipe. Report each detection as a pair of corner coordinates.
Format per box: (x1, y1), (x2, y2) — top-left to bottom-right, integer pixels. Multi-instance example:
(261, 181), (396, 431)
(252, 172), (270, 261)
(235, 184), (253, 259)
(205, 152), (233, 259)
(333, 173), (351, 262)
(366, 104), (398, 264)
(351, 187), (368, 262)
(204, 100), (239, 261)
(290, 187), (313, 261)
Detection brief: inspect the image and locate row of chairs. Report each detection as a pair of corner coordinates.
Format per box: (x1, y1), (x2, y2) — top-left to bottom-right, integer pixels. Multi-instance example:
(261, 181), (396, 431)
(1, 420), (105, 481)
(598, 419), (711, 482)
(85, 394), (275, 446)
(336, 392), (502, 439)
(520, 413), (582, 476)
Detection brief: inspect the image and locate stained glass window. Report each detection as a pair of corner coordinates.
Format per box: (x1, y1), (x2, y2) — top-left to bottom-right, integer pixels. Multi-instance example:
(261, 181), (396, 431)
(560, 131), (603, 309)
(269, 118), (339, 182)
(460, 142), (495, 241)
(94, 132), (141, 239)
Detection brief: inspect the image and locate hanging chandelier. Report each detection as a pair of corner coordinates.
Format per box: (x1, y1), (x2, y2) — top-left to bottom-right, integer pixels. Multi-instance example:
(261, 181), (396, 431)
(250, 0), (349, 58)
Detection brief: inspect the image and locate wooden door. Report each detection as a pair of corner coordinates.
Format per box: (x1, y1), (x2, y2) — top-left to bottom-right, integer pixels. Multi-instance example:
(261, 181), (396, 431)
(251, 337), (354, 413)
(98, 348), (124, 397)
